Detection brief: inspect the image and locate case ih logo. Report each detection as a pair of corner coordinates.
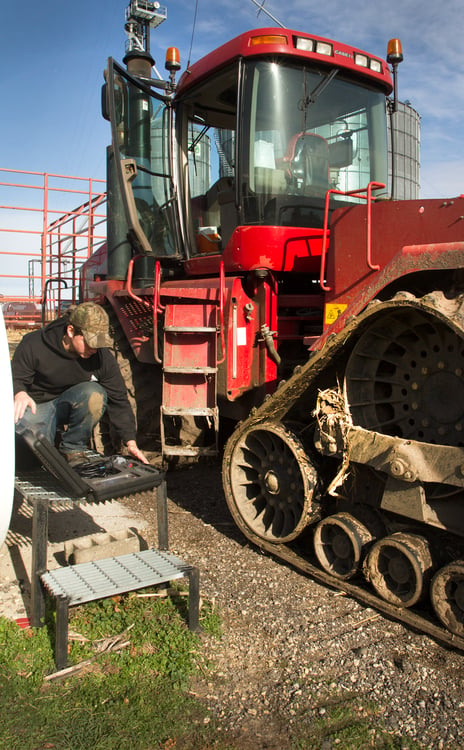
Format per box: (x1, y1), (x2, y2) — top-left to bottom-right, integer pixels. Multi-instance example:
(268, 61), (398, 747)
(335, 49), (353, 58)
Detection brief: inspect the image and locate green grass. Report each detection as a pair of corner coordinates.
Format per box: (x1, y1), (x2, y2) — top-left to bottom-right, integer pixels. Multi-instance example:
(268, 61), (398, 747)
(0, 588), (226, 750)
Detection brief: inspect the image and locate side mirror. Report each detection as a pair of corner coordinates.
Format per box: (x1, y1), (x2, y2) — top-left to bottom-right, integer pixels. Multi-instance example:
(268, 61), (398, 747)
(101, 83), (110, 122)
(102, 75), (125, 127)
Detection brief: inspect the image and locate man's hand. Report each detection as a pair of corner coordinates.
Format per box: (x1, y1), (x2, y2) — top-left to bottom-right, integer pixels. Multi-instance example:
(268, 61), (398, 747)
(14, 391), (37, 423)
(125, 439), (149, 464)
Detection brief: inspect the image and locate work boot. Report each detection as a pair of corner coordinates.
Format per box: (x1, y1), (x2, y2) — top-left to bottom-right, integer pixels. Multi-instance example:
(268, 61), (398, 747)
(63, 451), (90, 468)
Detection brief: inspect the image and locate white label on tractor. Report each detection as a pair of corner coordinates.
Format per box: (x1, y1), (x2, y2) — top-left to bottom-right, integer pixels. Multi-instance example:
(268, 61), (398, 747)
(142, 100), (149, 111)
(237, 327), (247, 346)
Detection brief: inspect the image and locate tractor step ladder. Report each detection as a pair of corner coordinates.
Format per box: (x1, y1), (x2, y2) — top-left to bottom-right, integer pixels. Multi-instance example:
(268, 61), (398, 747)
(161, 300), (220, 458)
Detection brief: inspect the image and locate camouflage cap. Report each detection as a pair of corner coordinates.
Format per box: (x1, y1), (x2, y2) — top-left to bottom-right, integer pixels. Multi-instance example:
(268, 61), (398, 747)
(68, 302), (112, 348)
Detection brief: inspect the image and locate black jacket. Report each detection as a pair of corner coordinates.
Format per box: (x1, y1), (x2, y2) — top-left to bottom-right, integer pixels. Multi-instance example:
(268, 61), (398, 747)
(12, 317), (136, 443)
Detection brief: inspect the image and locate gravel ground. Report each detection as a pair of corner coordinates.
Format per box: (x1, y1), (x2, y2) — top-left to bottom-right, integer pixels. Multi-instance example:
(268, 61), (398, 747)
(129, 460), (464, 750)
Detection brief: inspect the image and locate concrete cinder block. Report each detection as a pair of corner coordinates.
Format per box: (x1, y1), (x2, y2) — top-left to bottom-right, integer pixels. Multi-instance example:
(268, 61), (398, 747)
(64, 528), (141, 565)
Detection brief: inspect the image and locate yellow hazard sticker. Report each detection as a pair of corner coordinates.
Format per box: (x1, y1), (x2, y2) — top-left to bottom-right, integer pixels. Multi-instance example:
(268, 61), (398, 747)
(324, 303), (348, 326)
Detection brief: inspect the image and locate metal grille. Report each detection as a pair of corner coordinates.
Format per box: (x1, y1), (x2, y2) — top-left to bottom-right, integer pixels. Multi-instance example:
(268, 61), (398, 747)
(15, 471), (82, 508)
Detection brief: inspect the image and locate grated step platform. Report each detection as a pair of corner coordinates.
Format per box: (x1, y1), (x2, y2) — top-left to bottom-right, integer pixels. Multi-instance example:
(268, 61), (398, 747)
(41, 549), (192, 605)
(41, 549), (200, 671)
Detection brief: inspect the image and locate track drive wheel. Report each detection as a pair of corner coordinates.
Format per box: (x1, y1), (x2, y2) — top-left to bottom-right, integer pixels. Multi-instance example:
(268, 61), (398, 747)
(223, 422), (319, 543)
(313, 512), (374, 580)
(430, 561), (464, 636)
(365, 532), (433, 607)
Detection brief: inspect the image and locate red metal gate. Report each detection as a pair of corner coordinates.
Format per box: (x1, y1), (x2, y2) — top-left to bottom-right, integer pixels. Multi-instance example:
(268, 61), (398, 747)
(0, 168), (106, 327)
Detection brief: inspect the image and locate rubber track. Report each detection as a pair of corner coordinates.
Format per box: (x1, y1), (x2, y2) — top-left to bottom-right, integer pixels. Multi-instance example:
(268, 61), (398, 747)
(223, 292), (464, 652)
(244, 532), (464, 653)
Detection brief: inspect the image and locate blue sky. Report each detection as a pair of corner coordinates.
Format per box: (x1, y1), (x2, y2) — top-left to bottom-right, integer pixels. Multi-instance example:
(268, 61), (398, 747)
(2, 0), (463, 198)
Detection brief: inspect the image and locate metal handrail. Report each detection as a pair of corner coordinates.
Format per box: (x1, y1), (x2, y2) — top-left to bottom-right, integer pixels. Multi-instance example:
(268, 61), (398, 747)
(153, 260), (163, 364)
(217, 260), (226, 365)
(320, 182), (385, 292)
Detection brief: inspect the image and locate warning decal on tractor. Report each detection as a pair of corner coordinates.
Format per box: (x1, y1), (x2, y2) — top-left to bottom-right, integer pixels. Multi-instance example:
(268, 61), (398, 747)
(324, 303), (348, 326)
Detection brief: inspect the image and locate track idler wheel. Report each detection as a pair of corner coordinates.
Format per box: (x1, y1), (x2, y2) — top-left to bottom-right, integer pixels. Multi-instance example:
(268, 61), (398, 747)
(313, 512), (374, 580)
(365, 532), (433, 607)
(430, 561), (464, 636)
(223, 422), (319, 543)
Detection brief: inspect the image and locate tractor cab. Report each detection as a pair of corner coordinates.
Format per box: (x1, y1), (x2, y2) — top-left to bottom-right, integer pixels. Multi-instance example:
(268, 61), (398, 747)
(104, 29), (393, 279)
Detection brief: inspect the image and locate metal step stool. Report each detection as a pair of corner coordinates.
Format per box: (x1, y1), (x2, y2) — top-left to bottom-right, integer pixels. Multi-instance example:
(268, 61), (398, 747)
(41, 549), (200, 670)
(14, 470), (169, 628)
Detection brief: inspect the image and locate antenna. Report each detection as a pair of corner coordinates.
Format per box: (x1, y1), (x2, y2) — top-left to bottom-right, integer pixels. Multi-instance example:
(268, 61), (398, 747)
(124, 0), (167, 55)
(250, 0), (286, 28)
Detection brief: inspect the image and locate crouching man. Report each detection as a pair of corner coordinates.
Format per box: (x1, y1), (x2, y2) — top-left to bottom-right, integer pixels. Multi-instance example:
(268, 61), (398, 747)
(12, 301), (148, 465)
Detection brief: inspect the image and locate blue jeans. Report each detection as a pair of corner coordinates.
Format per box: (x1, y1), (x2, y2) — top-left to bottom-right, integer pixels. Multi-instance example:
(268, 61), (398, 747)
(16, 382), (107, 454)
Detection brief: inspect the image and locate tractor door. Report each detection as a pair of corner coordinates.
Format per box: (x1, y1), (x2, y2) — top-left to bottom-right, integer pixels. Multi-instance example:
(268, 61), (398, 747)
(104, 58), (184, 261)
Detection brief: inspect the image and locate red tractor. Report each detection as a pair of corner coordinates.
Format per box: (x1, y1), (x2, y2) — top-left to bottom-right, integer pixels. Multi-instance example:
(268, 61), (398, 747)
(82, 5), (464, 645)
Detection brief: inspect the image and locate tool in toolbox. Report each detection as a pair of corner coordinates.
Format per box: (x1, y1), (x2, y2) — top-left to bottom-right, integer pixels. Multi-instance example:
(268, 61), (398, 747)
(16, 429), (164, 502)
